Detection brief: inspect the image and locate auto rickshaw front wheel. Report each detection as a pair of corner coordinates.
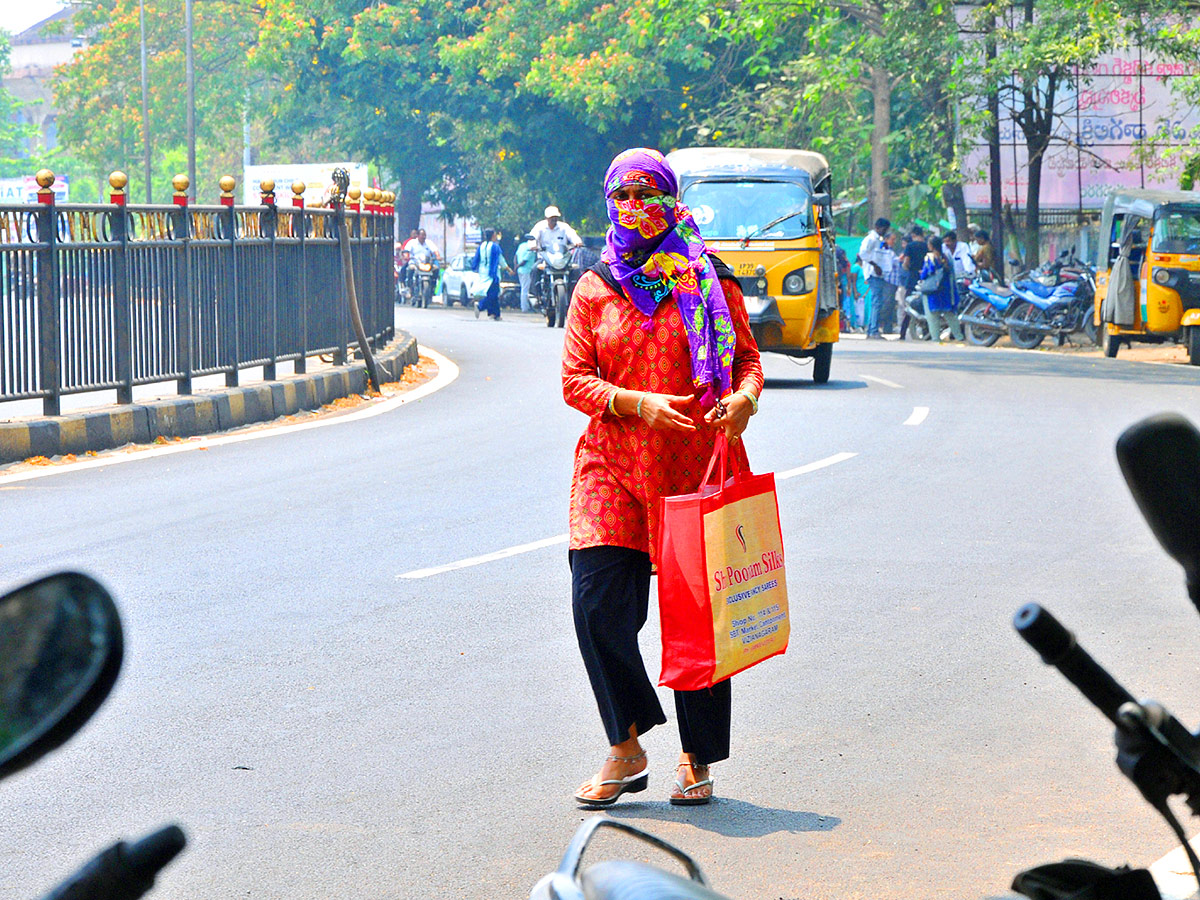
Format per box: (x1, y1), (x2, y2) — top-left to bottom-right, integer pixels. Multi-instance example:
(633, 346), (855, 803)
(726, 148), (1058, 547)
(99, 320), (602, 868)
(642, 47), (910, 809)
(1187, 326), (1200, 366)
(812, 342), (832, 384)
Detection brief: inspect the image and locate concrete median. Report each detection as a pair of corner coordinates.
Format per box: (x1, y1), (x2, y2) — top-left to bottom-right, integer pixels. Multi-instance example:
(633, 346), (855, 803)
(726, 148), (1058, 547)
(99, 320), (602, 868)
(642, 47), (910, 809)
(0, 333), (419, 465)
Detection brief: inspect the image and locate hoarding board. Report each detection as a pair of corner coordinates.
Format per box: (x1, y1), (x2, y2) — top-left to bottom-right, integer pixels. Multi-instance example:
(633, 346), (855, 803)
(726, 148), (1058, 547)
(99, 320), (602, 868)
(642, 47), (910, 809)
(0, 175), (71, 204)
(963, 54), (1200, 210)
(242, 163), (369, 206)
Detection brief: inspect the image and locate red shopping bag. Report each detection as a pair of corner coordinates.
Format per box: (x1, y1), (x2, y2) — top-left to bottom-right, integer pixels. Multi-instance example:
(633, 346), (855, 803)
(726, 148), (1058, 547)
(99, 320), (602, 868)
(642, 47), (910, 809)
(657, 434), (789, 691)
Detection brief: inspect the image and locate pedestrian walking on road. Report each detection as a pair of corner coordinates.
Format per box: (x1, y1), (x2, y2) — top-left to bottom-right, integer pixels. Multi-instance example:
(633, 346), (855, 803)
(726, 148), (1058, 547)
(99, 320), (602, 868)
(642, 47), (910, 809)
(562, 147), (764, 809)
(472, 228), (511, 320)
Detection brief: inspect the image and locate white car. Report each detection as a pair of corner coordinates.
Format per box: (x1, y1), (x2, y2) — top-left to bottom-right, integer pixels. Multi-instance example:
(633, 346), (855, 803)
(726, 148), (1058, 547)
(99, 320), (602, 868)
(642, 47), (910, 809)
(440, 252), (482, 307)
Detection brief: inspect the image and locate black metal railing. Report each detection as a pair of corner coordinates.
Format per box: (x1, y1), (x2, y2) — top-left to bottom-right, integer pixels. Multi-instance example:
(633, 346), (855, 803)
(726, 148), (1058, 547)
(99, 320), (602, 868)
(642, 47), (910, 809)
(0, 187), (394, 415)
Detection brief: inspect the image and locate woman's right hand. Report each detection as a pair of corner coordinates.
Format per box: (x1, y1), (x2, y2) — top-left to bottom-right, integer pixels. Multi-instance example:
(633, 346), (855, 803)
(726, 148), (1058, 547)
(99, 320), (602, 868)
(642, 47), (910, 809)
(638, 393), (697, 432)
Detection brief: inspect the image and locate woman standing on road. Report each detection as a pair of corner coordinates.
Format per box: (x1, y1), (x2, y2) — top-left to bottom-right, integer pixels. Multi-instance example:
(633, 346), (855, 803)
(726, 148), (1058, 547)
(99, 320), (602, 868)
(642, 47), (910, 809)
(918, 234), (964, 342)
(561, 147), (764, 808)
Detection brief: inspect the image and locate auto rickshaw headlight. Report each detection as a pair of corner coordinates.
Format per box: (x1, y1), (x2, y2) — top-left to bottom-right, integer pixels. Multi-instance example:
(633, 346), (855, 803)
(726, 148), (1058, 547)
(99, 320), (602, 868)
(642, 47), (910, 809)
(1153, 268), (1171, 285)
(782, 265), (815, 295)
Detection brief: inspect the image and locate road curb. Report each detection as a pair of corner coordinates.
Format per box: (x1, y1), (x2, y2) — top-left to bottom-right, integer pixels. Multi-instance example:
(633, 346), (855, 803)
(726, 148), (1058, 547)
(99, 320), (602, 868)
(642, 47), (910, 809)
(0, 334), (419, 464)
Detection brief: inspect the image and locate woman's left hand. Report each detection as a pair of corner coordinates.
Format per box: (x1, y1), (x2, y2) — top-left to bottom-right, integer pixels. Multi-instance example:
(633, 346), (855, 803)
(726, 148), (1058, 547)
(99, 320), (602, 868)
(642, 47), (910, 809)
(704, 393), (754, 443)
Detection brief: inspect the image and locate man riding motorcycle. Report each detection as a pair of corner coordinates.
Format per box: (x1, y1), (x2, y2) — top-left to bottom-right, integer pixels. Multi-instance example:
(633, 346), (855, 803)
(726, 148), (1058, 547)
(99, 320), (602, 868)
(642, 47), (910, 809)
(531, 205), (583, 258)
(403, 228), (441, 307)
(531, 206), (583, 323)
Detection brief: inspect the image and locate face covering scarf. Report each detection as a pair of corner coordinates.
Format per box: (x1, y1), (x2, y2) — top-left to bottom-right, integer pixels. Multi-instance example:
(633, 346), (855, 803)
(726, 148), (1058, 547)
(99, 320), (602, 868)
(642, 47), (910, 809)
(600, 148), (735, 409)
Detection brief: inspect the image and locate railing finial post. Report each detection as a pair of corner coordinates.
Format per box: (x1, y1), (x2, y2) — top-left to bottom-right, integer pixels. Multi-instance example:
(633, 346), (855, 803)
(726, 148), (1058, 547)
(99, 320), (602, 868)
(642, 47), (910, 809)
(172, 173), (190, 207)
(109, 171), (128, 206)
(291, 180), (306, 209)
(35, 168), (55, 206)
(219, 174), (236, 207)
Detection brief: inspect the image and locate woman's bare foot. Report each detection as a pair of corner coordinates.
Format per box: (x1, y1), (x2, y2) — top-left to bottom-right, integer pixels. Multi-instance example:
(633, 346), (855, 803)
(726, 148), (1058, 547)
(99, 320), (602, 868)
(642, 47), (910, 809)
(575, 737), (647, 804)
(669, 752), (713, 805)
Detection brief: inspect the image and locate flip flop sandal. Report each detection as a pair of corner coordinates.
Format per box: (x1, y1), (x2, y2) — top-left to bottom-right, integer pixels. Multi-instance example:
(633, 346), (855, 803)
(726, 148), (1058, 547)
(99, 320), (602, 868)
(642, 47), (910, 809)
(574, 753), (649, 808)
(670, 762), (714, 806)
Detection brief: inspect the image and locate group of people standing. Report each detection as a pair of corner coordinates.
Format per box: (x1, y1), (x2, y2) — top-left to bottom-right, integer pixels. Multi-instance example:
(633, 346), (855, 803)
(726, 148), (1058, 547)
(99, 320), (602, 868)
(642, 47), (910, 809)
(838, 219), (1000, 342)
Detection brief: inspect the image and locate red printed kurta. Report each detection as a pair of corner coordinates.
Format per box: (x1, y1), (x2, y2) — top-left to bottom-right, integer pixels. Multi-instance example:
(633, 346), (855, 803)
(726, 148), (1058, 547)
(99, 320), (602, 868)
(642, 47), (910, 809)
(563, 271), (765, 561)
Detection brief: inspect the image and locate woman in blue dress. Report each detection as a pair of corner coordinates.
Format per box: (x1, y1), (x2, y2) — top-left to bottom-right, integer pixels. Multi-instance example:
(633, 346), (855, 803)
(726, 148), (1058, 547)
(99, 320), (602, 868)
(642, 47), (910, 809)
(917, 234), (964, 342)
(473, 229), (512, 320)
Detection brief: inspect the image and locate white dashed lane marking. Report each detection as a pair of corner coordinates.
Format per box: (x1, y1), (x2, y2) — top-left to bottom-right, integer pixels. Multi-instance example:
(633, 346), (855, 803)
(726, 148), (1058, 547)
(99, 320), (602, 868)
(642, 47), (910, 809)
(904, 406), (930, 426)
(860, 374), (904, 389)
(397, 451), (858, 579)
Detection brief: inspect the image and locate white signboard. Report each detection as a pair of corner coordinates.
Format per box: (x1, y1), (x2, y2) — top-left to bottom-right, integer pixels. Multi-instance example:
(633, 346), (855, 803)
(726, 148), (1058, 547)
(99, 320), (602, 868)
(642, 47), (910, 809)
(242, 163), (369, 206)
(0, 175), (71, 204)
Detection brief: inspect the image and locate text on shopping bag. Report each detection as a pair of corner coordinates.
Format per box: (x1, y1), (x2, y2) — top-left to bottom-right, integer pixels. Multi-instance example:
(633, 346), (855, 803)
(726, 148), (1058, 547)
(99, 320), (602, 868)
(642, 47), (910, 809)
(703, 488), (789, 683)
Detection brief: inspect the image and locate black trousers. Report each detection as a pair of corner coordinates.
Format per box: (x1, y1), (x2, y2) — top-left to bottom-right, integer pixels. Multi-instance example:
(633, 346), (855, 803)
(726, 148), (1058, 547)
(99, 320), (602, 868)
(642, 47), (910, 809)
(570, 545), (731, 765)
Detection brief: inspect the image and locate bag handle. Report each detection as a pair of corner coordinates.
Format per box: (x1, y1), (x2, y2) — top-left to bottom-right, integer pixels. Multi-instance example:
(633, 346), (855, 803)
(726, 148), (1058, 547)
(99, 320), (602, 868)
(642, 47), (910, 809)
(700, 432), (729, 491)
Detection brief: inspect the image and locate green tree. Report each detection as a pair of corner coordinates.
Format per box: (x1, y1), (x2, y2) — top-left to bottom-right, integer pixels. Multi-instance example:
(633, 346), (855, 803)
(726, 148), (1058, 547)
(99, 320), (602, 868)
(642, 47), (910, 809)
(52, 0), (258, 202)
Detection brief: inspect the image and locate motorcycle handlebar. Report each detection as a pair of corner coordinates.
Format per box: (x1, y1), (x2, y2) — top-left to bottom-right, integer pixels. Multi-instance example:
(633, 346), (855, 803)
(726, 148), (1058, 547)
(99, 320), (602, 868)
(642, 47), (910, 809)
(41, 825), (186, 900)
(1013, 604), (1137, 727)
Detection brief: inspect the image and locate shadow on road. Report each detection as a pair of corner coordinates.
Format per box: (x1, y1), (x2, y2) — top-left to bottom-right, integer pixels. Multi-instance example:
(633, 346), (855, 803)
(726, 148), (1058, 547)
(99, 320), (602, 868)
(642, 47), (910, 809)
(839, 346), (1200, 386)
(605, 799), (841, 837)
(763, 378), (868, 391)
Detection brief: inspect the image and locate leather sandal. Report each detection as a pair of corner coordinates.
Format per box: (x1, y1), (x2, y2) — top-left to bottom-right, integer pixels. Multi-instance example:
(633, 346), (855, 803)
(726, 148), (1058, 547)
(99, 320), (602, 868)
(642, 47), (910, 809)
(670, 761), (714, 806)
(574, 752), (649, 808)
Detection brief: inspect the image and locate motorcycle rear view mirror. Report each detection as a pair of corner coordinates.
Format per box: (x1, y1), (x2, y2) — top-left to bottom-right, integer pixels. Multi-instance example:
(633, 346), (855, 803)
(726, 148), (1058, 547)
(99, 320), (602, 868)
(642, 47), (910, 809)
(1115, 413), (1200, 609)
(0, 572), (123, 782)
(810, 192), (831, 207)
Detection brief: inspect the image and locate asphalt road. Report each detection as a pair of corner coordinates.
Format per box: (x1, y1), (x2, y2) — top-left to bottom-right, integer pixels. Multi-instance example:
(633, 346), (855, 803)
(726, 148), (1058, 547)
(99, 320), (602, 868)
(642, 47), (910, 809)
(4, 306), (1200, 900)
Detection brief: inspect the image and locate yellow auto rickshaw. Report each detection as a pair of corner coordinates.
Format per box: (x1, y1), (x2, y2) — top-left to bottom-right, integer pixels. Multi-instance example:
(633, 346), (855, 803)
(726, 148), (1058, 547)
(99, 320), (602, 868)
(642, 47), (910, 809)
(1095, 188), (1200, 363)
(665, 147), (840, 383)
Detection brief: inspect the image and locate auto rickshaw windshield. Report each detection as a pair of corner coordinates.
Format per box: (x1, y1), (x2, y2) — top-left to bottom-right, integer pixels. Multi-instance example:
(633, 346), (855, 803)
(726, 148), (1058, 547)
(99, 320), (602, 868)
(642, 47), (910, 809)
(1152, 205), (1200, 253)
(681, 180), (812, 240)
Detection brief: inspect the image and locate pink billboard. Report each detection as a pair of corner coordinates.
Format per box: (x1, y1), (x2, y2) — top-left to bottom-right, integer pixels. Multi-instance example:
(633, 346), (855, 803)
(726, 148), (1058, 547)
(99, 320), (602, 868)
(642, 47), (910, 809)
(963, 54), (1200, 210)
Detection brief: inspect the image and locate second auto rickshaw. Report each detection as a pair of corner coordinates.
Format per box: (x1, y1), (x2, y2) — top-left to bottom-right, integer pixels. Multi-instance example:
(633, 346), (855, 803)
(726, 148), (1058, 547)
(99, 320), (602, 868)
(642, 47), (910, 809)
(1095, 188), (1200, 364)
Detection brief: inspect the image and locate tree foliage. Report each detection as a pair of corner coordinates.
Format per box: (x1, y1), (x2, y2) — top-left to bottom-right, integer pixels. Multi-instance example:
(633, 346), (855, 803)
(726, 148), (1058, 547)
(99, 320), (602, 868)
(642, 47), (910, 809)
(41, 0), (1200, 255)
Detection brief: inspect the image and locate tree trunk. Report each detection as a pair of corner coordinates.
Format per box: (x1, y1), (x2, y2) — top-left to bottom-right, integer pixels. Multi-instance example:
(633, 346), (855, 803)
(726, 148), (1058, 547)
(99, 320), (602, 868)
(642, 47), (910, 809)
(1024, 131), (1048, 269)
(868, 64), (891, 224)
(396, 176), (423, 235)
(986, 13), (1004, 280)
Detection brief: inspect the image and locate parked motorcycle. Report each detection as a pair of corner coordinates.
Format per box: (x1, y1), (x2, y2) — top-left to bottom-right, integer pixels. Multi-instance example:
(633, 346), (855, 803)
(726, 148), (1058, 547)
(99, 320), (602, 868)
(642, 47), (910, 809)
(960, 269), (1021, 347)
(902, 291), (932, 341)
(1004, 250), (1099, 350)
(0, 571), (188, 899)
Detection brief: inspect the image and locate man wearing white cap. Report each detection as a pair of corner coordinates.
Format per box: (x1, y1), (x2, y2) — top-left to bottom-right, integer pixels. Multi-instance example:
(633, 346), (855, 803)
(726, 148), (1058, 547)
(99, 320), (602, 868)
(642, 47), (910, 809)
(532, 205), (583, 256)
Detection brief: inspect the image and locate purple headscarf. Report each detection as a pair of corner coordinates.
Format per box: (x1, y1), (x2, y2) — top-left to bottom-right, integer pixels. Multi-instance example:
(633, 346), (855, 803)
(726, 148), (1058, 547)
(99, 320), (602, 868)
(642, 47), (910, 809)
(600, 148), (735, 408)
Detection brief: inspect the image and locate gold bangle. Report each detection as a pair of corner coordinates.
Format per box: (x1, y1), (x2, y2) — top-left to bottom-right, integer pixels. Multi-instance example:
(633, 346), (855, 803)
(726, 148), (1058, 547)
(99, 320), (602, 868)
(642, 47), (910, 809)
(607, 390), (620, 416)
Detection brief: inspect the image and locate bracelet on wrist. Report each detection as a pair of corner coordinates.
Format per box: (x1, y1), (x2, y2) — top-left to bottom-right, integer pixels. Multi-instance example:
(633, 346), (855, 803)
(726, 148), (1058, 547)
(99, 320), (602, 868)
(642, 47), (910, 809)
(635, 392), (647, 419)
(607, 390), (621, 417)
(738, 388), (759, 415)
